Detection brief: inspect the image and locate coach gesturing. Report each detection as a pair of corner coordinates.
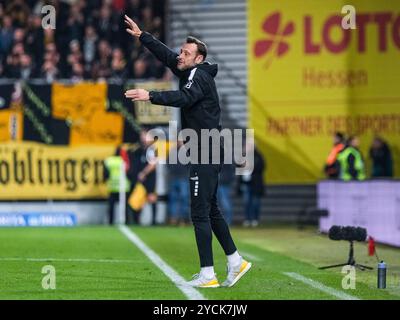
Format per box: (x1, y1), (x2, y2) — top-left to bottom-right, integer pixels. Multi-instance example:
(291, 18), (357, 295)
(124, 15), (251, 288)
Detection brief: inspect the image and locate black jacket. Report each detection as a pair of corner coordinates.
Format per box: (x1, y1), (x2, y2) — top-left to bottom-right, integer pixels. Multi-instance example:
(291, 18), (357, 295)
(238, 148), (266, 196)
(369, 143), (393, 178)
(139, 32), (221, 135)
(252, 148), (266, 196)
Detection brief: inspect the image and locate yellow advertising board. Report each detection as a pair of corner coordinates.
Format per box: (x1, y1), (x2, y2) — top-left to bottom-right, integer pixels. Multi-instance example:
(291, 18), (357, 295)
(52, 82), (124, 146)
(0, 142), (114, 200)
(249, 0), (400, 183)
(132, 81), (174, 124)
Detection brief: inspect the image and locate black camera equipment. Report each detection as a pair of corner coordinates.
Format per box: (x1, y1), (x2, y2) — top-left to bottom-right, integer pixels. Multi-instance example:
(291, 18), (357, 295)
(319, 225), (373, 271)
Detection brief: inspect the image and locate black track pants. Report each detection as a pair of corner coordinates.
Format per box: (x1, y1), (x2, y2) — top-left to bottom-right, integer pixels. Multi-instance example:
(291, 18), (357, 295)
(189, 164), (237, 267)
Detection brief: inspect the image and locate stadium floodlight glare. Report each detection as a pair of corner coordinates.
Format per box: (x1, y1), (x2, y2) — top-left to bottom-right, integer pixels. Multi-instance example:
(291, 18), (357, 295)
(319, 226), (373, 271)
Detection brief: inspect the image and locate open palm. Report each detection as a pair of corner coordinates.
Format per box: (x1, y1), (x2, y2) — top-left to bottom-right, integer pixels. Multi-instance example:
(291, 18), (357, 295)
(124, 15), (142, 37)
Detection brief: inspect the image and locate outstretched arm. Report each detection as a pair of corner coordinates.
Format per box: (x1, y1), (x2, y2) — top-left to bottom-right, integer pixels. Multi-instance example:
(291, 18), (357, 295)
(125, 69), (206, 108)
(124, 15), (181, 76)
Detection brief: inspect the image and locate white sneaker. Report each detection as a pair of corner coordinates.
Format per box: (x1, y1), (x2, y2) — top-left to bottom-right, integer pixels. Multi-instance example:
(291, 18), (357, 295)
(222, 258), (252, 287)
(242, 220), (251, 227)
(251, 220), (259, 227)
(186, 273), (220, 288)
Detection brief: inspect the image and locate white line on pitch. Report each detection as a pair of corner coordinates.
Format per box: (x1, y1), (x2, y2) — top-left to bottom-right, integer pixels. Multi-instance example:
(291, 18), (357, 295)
(240, 251), (262, 262)
(0, 257), (136, 264)
(283, 272), (360, 300)
(118, 225), (206, 300)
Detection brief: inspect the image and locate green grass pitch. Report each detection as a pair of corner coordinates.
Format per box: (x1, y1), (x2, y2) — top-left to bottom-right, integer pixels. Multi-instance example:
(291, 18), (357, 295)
(1, 225), (399, 300)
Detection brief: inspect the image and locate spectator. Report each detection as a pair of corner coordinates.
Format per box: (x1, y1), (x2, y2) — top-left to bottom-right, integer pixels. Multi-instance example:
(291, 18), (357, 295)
(67, 2), (84, 43)
(27, 15), (44, 49)
(168, 142), (190, 226)
(12, 42), (25, 56)
(239, 144), (266, 227)
(110, 47), (128, 81)
(4, 43), (25, 78)
(126, 40), (141, 63)
(125, 0), (141, 22)
(324, 132), (345, 179)
(19, 53), (35, 79)
(67, 39), (84, 78)
(217, 163), (235, 225)
(337, 135), (366, 181)
(141, 6), (154, 32)
(84, 0), (103, 17)
(70, 62), (85, 82)
(91, 39), (112, 79)
(25, 14), (44, 64)
(4, 50), (21, 78)
(0, 16), (14, 60)
(44, 42), (60, 64)
(68, 39), (83, 63)
(132, 57), (152, 79)
(5, 0), (30, 28)
(40, 59), (60, 83)
(145, 53), (165, 78)
(127, 129), (157, 225)
(83, 25), (98, 67)
(13, 28), (26, 46)
(96, 3), (120, 45)
(369, 136), (393, 178)
(152, 16), (163, 38)
(0, 0), (165, 81)
(104, 146), (131, 225)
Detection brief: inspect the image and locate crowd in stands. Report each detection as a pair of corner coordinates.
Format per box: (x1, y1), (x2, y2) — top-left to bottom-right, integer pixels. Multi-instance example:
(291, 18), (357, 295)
(0, 0), (167, 82)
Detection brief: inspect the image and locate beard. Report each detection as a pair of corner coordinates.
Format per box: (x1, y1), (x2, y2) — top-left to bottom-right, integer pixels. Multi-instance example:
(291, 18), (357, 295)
(177, 60), (196, 71)
(177, 62), (187, 71)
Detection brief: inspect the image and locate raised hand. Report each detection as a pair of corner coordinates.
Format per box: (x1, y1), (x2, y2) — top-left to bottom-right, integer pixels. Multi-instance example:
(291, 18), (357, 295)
(124, 14), (142, 38)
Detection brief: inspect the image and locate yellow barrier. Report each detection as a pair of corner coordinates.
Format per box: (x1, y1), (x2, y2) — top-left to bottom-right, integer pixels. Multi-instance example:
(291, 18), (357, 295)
(0, 142), (114, 200)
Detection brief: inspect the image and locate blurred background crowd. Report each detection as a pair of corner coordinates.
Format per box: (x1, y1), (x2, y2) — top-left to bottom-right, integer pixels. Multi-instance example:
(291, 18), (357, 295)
(324, 132), (394, 181)
(0, 0), (167, 82)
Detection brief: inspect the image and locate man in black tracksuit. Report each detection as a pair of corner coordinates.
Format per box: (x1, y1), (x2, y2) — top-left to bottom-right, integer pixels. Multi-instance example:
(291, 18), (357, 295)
(124, 15), (251, 288)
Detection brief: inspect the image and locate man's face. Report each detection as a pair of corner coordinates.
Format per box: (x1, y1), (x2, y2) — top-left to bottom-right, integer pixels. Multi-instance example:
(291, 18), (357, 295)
(351, 137), (360, 148)
(140, 130), (154, 147)
(372, 138), (382, 149)
(177, 43), (203, 70)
